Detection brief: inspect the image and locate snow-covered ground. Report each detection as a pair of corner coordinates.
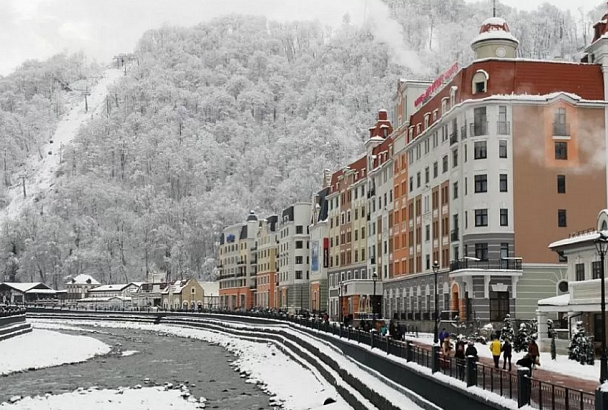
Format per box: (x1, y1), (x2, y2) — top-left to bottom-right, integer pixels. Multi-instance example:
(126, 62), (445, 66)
(0, 387), (202, 410)
(0, 67), (122, 222)
(403, 332), (601, 381)
(0, 329), (110, 375)
(32, 320), (355, 410)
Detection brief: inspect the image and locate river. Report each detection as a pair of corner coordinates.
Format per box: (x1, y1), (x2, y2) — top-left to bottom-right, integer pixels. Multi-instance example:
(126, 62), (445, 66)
(1, 326), (273, 409)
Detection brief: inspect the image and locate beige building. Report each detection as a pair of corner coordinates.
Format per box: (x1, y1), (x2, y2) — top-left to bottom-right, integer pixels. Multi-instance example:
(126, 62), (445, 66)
(64, 274), (100, 303)
(161, 278), (205, 310)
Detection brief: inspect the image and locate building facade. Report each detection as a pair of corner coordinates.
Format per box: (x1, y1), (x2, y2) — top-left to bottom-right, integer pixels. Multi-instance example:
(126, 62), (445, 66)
(309, 173), (331, 313)
(277, 203), (311, 313)
(218, 211), (259, 310)
(65, 274), (100, 303)
(256, 215), (278, 309)
(383, 16), (606, 325)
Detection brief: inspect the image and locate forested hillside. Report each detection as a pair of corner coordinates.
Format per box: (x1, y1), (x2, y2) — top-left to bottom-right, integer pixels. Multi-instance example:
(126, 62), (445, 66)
(3, 1), (607, 285)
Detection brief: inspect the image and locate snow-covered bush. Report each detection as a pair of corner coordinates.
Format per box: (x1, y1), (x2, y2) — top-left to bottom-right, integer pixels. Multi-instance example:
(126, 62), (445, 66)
(568, 321), (594, 365)
(500, 314), (515, 342)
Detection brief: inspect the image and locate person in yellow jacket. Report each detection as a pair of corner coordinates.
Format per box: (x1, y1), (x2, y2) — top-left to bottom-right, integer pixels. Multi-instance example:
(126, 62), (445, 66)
(489, 335), (502, 368)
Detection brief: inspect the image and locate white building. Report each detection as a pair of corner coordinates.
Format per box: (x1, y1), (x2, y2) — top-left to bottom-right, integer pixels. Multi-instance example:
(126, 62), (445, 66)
(65, 274), (100, 303)
(538, 209), (608, 352)
(309, 172), (331, 313)
(277, 202), (311, 313)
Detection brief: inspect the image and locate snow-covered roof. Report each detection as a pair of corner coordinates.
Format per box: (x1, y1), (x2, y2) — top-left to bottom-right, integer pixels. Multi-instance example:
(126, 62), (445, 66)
(24, 288), (57, 294)
(161, 279), (190, 295)
(88, 284), (130, 292)
(471, 30), (519, 46)
(0, 282), (51, 293)
(549, 231), (600, 249)
(481, 17), (506, 26)
(538, 294), (570, 306)
(66, 274), (100, 285)
(77, 296), (131, 302)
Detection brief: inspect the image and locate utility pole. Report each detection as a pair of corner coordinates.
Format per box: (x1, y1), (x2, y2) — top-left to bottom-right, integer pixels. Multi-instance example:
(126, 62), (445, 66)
(492, 0), (496, 17)
(19, 175), (26, 198)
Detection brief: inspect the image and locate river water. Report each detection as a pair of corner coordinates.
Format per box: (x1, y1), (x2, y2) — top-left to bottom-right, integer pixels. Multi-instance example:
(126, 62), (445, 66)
(0, 326), (272, 409)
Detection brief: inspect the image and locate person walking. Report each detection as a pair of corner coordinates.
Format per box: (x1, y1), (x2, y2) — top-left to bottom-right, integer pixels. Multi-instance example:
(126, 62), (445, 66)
(528, 338), (539, 369)
(465, 340), (479, 362)
(502, 338), (512, 371)
(454, 336), (466, 379)
(489, 335), (502, 368)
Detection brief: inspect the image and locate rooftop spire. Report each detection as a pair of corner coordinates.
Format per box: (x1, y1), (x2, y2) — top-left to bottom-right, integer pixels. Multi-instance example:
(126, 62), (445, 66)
(493, 0), (497, 18)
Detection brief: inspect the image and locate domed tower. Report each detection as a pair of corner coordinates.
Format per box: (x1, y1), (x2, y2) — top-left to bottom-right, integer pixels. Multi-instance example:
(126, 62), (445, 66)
(470, 17), (519, 60)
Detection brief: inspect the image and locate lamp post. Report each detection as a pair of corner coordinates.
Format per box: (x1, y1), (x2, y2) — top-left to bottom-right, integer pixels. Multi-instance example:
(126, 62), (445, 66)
(372, 270), (378, 320)
(432, 260), (440, 345)
(595, 232), (608, 383)
(338, 282), (342, 324)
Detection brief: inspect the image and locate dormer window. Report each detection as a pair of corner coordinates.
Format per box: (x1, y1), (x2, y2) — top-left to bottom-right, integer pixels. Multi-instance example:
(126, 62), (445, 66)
(433, 109), (438, 121)
(416, 124), (421, 134)
(383, 128), (388, 137)
(424, 113), (430, 129)
(409, 127), (414, 141)
(441, 98), (448, 115)
(472, 70), (489, 94)
(450, 86), (457, 107)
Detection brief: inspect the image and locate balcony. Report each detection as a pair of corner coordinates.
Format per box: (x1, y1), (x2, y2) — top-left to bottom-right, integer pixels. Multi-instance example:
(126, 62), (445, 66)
(450, 229), (459, 242)
(470, 121), (488, 137)
(449, 257), (522, 272)
(237, 260), (245, 265)
(449, 132), (458, 145)
(553, 122), (570, 137)
(497, 121), (510, 135)
(460, 123), (467, 139)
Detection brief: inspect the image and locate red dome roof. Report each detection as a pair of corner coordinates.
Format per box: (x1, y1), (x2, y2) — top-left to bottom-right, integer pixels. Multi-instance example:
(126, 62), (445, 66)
(479, 17), (511, 34)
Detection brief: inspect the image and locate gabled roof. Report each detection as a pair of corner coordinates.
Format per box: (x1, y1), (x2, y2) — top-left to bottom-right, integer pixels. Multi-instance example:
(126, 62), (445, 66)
(65, 274), (100, 285)
(548, 231), (600, 249)
(161, 279), (193, 295)
(0, 282), (52, 293)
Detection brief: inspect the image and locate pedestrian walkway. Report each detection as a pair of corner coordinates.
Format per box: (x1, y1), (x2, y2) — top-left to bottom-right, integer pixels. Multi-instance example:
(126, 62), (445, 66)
(413, 341), (598, 393)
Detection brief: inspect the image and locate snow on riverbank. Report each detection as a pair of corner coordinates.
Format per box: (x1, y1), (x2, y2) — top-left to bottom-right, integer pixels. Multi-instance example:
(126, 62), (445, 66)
(0, 329), (110, 375)
(31, 320), (352, 410)
(0, 387), (201, 410)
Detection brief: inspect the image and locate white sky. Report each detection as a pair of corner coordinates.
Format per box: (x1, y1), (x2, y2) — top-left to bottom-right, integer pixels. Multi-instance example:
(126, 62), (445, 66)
(0, 0), (602, 76)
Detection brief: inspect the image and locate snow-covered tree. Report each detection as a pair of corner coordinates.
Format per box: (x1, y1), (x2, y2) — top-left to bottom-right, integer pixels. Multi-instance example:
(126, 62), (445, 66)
(500, 314), (515, 342)
(568, 321), (594, 365)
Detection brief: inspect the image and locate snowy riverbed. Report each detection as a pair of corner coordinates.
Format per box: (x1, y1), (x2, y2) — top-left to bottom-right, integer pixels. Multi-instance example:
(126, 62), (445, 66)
(0, 329), (111, 375)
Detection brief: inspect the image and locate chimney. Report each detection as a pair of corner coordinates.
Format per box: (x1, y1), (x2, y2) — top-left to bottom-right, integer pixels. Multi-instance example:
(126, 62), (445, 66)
(378, 109), (388, 121)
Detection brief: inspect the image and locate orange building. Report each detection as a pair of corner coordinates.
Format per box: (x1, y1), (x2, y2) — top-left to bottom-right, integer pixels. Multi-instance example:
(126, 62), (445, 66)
(383, 15), (607, 325)
(255, 215), (278, 309)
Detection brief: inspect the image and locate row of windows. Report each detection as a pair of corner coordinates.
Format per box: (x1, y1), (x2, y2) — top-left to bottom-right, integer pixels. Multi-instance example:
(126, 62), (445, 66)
(575, 261), (602, 281)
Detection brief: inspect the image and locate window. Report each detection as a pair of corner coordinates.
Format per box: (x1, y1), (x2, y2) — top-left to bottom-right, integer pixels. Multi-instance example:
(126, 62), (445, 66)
(433, 162), (438, 178)
(474, 174), (487, 193)
(453, 181), (458, 199)
(295, 270), (303, 280)
(475, 209), (488, 227)
(499, 174), (508, 192)
(296, 225), (303, 234)
(499, 140), (507, 158)
(296, 241), (303, 249)
(442, 155), (448, 173)
(295, 256), (303, 264)
(474, 141), (487, 159)
(575, 263), (585, 281)
(409, 177), (413, 192)
(554, 108), (568, 136)
(452, 149), (458, 167)
(417, 172), (421, 188)
(489, 292), (509, 321)
(425, 225), (430, 241)
(425, 167), (430, 184)
(558, 209), (567, 227)
(555, 142), (568, 160)
(473, 107), (488, 135)
(593, 261), (602, 279)
(500, 209), (508, 226)
(557, 175), (566, 193)
(498, 106), (509, 135)
(475, 243), (489, 261)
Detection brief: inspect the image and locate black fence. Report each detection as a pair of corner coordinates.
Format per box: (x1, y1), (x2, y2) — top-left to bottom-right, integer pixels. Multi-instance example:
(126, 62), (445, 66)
(26, 307), (598, 410)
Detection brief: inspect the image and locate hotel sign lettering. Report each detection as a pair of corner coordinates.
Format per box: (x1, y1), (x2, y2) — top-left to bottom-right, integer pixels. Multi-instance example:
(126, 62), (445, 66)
(414, 62), (459, 108)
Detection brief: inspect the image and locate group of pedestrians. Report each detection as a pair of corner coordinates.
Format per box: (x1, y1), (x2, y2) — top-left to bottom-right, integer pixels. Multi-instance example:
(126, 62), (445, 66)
(489, 334), (540, 373)
(438, 328), (541, 375)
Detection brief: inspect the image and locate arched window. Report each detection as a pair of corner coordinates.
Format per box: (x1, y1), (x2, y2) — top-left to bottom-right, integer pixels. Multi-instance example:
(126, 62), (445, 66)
(472, 70), (490, 94)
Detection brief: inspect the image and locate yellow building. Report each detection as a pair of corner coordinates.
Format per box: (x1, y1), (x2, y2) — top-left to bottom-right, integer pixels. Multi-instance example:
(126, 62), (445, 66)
(161, 278), (205, 310)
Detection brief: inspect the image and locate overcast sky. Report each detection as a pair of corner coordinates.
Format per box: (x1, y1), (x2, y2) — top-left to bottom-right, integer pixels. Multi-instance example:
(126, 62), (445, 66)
(0, 0), (602, 76)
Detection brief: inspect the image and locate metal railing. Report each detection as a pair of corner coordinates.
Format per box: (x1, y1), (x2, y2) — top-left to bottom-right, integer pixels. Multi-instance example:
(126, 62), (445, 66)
(497, 121), (511, 135)
(438, 353), (466, 381)
(450, 133), (458, 145)
(553, 123), (570, 137)
(450, 258), (523, 272)
(528, 377), (594, 410)
(470, 121), (489, 136)
(476, 361), (517, 400)
(450, 229), (459, 242)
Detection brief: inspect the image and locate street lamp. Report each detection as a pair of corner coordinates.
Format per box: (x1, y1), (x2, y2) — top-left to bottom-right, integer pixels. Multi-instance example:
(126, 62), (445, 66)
(338, 282), (342, 324)
(432, 261), (440, 345)
(595, 232), (608, 383)
(372, 271), (378, 320)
